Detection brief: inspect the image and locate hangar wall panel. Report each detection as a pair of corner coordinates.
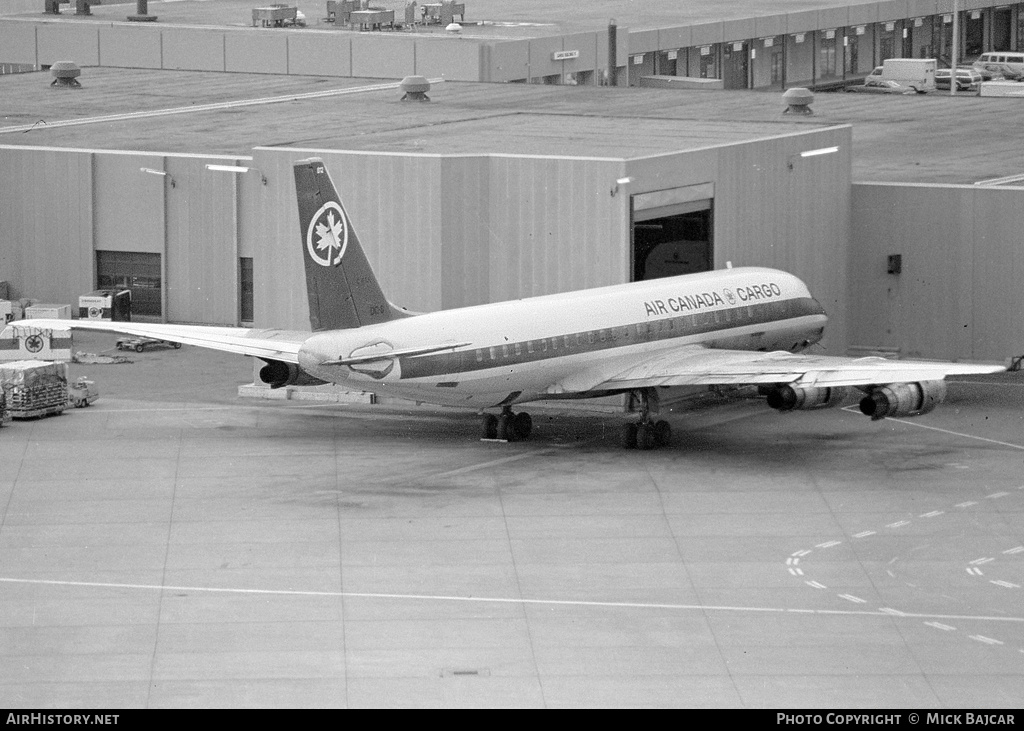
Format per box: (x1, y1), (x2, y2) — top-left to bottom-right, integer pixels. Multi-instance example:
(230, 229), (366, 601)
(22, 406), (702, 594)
(288, 33), (352, 77)
(99, 26), (162, 69)
(486, 156), (625, 303)
(486, 40), (529, 81)
(754, 15), (788, 38)
(722, 17), (756, 42)
(93, 153), (166, 256)
(851, 182), (1024, 362)
(657, 26), (692, 51)
(37, 24), (99, 67)
(225, 31), (289, 75)
(877, 0), (911, 22)
(0, 147), (94, 304)
(164, 158), (239, 324)
(249, 148), (447, 329)
(162, 30), (225, 72)
(557, 32), (599, 75)
(0, 23), (37, 65)
(718, 129), (851, 353)
(351, 35), (415, 80)
(690, 22), (724, 46)
(440, 156), (490, 309)
(248, 150), (308, 329)
(527, 36), (566, 79)
(415, 38), (480, 81)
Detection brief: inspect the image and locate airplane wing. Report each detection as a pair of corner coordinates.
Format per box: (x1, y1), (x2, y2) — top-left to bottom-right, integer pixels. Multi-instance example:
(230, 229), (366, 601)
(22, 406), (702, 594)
(550, 345), (1005, 394)
(19, 319), (307, 363)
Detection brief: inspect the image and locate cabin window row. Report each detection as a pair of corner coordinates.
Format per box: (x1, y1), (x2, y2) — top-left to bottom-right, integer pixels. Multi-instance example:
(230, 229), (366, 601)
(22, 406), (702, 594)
(471, 303), (771, 364)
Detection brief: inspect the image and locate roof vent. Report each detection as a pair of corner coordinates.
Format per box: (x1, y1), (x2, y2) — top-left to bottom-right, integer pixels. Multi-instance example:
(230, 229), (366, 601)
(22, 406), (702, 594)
(400, 75), (431, 102)
(782, 87), (814, 115)
(50, 61), (81, 88)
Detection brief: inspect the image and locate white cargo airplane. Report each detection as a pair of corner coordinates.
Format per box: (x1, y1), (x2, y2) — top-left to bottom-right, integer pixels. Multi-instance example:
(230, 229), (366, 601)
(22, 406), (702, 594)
(34, 157), (1003, 449)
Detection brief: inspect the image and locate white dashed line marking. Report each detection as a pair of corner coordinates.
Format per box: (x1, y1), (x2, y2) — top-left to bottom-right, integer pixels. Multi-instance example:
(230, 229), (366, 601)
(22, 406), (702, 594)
(967, 567), (985, 576)
(990, 581), (1021, 589)
(816, 541), (842, 549)
(791, 550), (812, 558)
(925, 622), (956, 631)
(886, 520), (911, 529)
(970, 557), (995, 565)
(839, 594), (867, 604)
(1003, 547), (1024, 555)
(805, 581), (827, 589)
(919, 511), (944, 518)
(879, 608), (907, 617)
(956, 501), (978, 508)
(853, 531), (876, 538)
(970, 635), (1004, 646)
(987, 492), (1011, 499)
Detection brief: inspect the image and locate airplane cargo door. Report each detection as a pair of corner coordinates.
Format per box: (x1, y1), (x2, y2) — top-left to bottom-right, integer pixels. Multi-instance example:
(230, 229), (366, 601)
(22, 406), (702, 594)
(631, 184), (713, 282)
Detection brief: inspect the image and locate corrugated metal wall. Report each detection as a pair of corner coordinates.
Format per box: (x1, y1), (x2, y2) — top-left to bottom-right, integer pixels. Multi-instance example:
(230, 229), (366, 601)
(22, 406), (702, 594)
(0, 146), (94, 305)
(0, 145), (255, 324)
(4, 140), (1018, 363)
(851, 182), (1024, 362)
(249, 148), (625, 330)
(0, 21), (483, 81)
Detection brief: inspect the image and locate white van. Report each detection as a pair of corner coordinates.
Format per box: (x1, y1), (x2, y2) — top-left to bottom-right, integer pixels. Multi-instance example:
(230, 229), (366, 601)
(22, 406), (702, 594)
(973, 52), (1024, 78)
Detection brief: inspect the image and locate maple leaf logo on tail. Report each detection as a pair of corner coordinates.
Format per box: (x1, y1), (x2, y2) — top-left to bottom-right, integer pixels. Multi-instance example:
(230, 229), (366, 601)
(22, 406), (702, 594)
(306, 202), (349, 267)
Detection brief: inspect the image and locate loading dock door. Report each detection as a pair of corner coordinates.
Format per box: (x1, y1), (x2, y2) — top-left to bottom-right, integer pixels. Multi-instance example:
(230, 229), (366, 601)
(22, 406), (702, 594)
(631, 184), (713, 282)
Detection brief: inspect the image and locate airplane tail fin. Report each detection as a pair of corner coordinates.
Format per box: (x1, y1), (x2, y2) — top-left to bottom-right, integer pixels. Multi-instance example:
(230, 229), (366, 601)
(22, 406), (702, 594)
(293, 157), (409, 331)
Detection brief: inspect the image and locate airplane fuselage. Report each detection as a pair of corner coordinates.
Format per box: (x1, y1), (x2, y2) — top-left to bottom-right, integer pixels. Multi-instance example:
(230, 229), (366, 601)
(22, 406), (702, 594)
(297, 266), (828, 408)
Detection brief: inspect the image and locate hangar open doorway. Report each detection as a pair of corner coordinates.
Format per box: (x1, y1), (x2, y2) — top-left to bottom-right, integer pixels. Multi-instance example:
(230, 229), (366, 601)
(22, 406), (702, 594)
(631, 183), (714, 282)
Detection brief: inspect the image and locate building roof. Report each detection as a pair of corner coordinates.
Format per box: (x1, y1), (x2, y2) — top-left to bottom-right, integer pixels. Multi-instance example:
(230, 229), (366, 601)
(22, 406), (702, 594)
(2, 66), (1022, 184)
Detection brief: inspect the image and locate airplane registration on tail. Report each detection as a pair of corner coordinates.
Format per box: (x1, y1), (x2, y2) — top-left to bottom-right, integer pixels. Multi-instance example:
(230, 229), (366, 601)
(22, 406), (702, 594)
(33, 158), (1004, 450)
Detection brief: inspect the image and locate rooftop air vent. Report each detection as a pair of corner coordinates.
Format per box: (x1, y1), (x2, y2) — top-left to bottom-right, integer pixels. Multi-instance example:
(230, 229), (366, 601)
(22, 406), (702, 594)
(782, 87), (814, 115)
(50, 62), (81, 88)
(400, 75), (431, 102)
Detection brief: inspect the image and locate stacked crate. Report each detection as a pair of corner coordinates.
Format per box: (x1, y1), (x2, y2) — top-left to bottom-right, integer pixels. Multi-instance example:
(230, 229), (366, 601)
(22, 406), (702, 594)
(0, 360), (68, 419)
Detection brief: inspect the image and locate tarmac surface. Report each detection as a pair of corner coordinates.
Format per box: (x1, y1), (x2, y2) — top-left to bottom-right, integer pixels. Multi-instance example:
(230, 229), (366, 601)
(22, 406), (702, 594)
(1, 332), (1022, 708)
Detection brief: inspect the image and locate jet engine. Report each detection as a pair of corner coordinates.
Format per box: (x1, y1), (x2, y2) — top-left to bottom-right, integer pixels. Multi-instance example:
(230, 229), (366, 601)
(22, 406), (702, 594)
(258, 360), (328, 389)
(858, 380), (947, 420)
(764, 385), (852, 411)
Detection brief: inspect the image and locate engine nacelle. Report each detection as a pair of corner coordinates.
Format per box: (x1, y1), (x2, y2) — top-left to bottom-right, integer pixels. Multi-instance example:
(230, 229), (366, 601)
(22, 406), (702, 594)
(859, 380), (947, 420)
(764, 385), (852, 411)
(258, 360), (328, 389)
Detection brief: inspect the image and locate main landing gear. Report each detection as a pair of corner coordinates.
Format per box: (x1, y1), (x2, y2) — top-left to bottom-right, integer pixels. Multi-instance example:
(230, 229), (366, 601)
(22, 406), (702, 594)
(622, 388), (671, 450)
(482, 407), (533, 442)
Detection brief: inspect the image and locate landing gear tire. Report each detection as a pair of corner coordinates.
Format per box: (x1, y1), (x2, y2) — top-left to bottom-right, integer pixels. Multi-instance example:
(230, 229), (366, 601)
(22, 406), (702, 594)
(513, 412), (532, 439)
(653, 420), (671, 447)
(621, 423), (638, 449)
(496, 413), (518, 442)
(481, 413), (498, 439)
(636, 422), (656, 450)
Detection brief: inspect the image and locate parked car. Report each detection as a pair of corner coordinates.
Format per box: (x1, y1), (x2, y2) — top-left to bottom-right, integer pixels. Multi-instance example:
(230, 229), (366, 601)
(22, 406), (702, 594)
(115, 336), (182, 353)
(849, 78), (923, 94)
(974, 62), (1024, 81)
(934, 67), (983, 91)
